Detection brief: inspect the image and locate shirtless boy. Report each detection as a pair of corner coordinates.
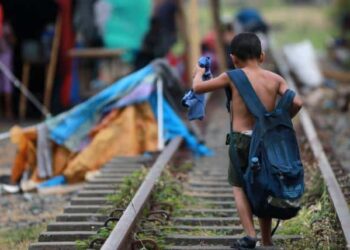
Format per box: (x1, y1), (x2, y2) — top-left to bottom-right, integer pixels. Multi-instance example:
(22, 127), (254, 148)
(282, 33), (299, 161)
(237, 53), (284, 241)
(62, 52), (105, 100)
(192, 33), (303, 248)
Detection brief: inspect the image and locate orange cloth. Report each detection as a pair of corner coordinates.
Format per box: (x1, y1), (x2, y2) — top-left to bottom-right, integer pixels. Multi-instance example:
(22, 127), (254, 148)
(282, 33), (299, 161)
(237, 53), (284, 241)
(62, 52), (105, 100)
(10, 102), (158, 184)
(10, 126), (37, 183)
(63, 102), (158, 183)
(10, 126), (76, 183)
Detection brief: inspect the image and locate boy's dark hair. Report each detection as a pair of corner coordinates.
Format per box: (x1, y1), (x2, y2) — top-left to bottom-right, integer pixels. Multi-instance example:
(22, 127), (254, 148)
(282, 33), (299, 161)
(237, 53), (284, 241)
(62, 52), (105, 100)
(230, 32), (262, 61)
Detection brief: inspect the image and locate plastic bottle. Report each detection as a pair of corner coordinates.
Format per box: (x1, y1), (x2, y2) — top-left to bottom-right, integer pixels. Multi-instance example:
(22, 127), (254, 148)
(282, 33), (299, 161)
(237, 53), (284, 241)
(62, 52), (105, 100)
(251, 157), (261, 172)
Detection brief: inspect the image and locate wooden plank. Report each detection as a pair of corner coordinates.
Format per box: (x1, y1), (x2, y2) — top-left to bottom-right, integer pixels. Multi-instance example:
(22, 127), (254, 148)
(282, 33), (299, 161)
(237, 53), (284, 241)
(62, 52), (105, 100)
(165, 234), (301, 245)
(210, 0), (227, 72)
(271, 41), (350, 249)
(19, 62), (31, 119)
(176, 0), (191, 87)
(38, 183), (83, 195)
(322, 67), (350, 83)
(29, 242), (77, 250)
(101, 137), (183, 250)
(165, 246), (282, 250)
(47, 221), (103, 231)
(68, 48), (123, 58)
(44, 15), (61, 112)
(187, 0), (200, 80)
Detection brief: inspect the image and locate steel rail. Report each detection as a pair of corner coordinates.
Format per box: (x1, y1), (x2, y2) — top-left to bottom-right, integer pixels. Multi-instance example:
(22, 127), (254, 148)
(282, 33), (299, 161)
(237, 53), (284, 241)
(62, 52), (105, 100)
(271, 42), (350, 249)
(101, 136), (183, 250)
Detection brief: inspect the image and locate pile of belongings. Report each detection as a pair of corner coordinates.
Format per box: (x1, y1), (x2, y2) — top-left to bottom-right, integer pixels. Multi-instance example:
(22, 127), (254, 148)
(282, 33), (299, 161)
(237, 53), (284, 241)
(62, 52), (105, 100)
(9, 60), (212, 192)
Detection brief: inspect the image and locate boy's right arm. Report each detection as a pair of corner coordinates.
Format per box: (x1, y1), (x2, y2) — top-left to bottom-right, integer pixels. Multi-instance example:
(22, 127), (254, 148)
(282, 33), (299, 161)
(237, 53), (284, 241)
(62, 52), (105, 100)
(192, 69), (229, 93)
(278, 75), (303, 118)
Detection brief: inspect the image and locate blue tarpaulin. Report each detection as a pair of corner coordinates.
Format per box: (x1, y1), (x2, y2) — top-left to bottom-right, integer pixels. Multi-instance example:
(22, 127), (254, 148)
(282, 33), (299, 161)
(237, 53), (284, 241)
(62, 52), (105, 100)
(46, 64), (212, 156)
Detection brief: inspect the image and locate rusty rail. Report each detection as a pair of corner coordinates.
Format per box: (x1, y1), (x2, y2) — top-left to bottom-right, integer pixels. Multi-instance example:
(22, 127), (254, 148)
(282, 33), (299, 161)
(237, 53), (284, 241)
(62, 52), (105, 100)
(271, 41), (350, 249)
(101, 137), (183, 250)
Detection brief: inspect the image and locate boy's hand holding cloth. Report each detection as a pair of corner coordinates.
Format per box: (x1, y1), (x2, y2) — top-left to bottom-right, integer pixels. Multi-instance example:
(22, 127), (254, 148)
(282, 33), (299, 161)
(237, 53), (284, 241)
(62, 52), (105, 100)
(181, 56), (212, 120)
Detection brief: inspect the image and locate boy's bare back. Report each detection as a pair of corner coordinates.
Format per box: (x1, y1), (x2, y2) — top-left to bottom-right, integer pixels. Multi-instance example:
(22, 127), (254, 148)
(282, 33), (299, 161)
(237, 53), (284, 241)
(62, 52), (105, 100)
(227, 68), (287, 132)
(192, 32), (302, 131)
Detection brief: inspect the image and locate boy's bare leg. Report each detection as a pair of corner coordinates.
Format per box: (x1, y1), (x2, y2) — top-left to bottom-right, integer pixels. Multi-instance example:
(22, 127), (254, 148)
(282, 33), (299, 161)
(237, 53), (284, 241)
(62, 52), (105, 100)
(233, 186), (256, 238)
(258, 217), (273, 245)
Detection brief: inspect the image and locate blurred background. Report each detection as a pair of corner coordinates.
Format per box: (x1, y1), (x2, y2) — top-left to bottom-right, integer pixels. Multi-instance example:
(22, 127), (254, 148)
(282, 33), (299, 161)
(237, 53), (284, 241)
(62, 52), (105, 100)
(0, 0), (347, 124)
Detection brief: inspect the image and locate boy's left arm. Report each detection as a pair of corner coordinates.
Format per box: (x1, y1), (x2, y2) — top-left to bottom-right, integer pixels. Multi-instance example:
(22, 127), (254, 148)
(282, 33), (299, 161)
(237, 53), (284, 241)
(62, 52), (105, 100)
(193, 65), (229, 93)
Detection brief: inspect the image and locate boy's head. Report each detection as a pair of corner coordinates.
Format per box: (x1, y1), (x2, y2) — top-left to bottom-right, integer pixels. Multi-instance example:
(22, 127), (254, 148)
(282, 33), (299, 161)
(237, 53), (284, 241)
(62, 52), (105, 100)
(229, 32), (264, 67)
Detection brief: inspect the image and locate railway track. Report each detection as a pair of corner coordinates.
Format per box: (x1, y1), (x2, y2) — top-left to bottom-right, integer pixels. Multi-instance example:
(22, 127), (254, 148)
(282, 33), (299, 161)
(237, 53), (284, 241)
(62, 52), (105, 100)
(28, 97), (302, 250)
(28, 155), (156, 250)
(17, 47), (350, 249)
(272, 48), (350, 202)
(156, 147), (300, 250)
(272, 44), (350, 248)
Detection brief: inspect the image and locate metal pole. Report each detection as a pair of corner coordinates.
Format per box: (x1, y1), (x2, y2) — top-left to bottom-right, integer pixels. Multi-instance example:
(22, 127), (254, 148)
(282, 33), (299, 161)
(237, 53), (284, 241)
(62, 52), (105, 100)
(0, 60), (51, 118)
(157, 77), (164, 150)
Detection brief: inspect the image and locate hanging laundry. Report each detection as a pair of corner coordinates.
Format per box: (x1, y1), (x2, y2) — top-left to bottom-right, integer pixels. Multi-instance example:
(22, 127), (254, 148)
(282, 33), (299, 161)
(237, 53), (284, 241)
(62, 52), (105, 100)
(101, 0), (152, 62)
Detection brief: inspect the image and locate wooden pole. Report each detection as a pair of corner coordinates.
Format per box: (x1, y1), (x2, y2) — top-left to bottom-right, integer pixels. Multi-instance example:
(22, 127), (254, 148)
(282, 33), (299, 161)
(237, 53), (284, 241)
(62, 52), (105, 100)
(187, 0), (200, 83)
(176, 0), (190, 86)
(44, 15), (62, 112)
(19, 62), (30, 119)
(210, 0), (228, 72)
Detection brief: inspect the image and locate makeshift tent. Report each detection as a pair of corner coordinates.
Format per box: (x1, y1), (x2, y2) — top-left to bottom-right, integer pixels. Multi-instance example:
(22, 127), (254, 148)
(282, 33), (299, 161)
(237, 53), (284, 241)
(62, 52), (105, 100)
(10, 61), (212, 187)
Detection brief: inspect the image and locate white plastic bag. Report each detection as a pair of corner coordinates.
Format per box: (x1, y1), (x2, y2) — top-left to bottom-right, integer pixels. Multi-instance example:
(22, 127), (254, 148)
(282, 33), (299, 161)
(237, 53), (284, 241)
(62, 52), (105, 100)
(283, 40), (323, 87)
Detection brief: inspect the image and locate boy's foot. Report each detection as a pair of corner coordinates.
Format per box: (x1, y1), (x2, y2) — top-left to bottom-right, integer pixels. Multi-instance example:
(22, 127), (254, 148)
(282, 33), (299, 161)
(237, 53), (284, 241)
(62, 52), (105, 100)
(230, 236), (257, 249)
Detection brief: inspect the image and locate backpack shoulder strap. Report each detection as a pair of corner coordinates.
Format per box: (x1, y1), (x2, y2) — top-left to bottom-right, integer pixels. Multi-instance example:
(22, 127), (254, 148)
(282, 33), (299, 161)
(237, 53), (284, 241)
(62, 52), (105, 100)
(226, 69), (266, 117)
(276, 89), (296, 111)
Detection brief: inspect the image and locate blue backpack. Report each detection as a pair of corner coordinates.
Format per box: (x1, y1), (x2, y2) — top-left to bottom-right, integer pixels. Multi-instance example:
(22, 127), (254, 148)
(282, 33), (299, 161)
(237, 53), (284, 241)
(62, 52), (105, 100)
(227, 69), (304, 220)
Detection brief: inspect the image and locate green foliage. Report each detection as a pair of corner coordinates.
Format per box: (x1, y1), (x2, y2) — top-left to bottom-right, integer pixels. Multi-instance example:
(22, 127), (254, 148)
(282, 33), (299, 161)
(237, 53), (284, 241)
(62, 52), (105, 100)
(170, 161), (194, 174)
(76, 164), (194, 250)
(76, 168), (148, 250)
(278, 172), (346, 249)
(135, 168), (198, 248)
(152, 170), (196, 213)
(76, 226), (114, 250)
(218, 1), (335, 50)
(107, 167), (148, 208)
(0, 224), (47, 250)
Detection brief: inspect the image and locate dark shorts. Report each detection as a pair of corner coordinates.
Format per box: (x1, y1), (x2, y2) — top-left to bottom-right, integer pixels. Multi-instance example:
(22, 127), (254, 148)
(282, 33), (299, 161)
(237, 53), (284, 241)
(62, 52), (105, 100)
(227, 132), (251, 187)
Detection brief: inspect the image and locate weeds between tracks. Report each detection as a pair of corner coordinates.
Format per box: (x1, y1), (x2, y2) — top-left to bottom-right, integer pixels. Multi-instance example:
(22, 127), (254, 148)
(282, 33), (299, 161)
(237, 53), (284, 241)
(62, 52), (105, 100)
(278, 131), (346, 249)
(76, 161), (198, 250)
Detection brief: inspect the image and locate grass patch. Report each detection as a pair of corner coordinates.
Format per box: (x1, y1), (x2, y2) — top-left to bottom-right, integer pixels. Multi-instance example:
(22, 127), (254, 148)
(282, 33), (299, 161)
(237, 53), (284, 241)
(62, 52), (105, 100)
(263, 5), (334, 50)
(152, 169), (196, 213)
(106, 167), (148, 208)
(278, 172), (346, 249)
(198, 0), (335, 51)
(169, 161), (194, 174)
(76, 163), (196, 249)
(0, 224), (47, 250)
(135, 168), (200, 248)
(76, 168), (148, 250)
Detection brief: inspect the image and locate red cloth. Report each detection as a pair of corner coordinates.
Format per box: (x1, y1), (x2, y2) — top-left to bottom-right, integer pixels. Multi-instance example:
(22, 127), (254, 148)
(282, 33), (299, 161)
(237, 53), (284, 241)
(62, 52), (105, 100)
(202, 31), (216, 52)
(0, 5), (4, 37)
(57, 0), (74, 107)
